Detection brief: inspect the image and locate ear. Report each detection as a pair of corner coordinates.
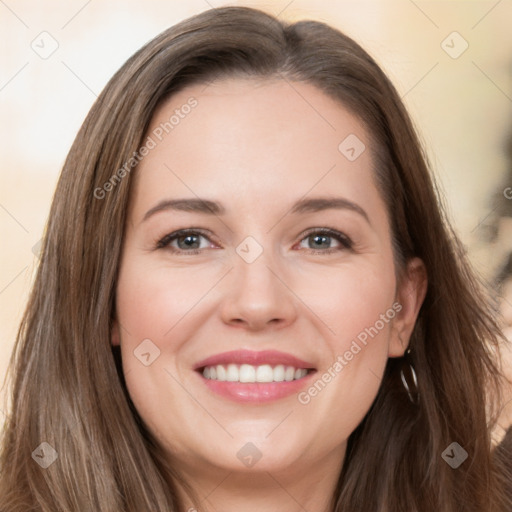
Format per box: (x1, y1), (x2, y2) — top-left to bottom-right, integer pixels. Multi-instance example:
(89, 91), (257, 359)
(111, 318), (121, 347)
(388, 257), (428, 357)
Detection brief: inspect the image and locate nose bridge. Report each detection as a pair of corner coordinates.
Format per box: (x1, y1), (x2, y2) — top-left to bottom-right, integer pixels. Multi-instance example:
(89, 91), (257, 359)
(234, 236), (283, 301)
(218, 235), (297, 329)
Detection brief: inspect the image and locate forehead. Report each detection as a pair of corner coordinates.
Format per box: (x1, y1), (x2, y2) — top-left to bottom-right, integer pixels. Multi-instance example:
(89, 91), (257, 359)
(130, 77), (386, 224)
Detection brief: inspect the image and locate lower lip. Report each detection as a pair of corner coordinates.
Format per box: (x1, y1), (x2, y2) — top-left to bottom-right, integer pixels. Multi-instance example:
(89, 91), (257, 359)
(196, 371), (317, 403)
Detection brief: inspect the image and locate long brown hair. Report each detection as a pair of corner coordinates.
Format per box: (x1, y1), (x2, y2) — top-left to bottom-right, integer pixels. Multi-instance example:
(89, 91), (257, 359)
(1, 6), (510, 511)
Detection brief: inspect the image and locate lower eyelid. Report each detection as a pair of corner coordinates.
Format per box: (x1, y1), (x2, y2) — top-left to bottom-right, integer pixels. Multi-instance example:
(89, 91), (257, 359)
(296, 240), (349, 252)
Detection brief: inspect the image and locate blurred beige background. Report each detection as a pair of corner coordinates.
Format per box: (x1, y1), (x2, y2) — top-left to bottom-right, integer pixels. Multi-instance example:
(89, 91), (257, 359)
(1, 0), (512, 430)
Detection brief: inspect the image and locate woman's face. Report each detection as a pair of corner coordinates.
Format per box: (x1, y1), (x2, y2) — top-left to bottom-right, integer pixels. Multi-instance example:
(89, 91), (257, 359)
(112, 78), (425, 480)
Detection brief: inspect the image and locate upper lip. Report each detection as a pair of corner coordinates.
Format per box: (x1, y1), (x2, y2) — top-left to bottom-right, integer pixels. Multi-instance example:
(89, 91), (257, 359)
(194, 350), (316, 371)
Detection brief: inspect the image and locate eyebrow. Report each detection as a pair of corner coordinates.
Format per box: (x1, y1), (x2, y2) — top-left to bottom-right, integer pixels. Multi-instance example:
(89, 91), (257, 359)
(142, 196), (370, 224)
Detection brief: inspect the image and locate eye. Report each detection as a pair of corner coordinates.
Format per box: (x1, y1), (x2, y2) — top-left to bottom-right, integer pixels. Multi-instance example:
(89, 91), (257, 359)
(156, 227), (353, 255)
(296, 228), (353, 254)
(156, 229), (217, 254)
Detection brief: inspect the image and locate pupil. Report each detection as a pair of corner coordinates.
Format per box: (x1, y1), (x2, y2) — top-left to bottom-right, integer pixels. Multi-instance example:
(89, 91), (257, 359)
(179, 235), (199, 249)
(311, 234), (329, 248)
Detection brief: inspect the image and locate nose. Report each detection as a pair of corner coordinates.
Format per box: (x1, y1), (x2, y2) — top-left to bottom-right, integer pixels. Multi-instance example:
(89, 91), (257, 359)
(218, 249), (298, 331)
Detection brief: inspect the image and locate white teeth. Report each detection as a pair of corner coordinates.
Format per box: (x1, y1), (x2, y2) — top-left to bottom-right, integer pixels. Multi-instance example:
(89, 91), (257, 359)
(226, 364), (238, 382)
(239, 364), (255, 382)
(273, 364), (285, 382)
(216, 365), (226, 381)
(256, 364), (274, 382)
(202, 364), (310, 382)
(284, 366), (295, 381)
(294, 368), (304, 380)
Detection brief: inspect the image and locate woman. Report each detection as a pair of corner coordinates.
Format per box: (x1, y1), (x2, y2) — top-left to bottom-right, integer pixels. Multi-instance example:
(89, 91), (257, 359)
(0, 6), (510, 511)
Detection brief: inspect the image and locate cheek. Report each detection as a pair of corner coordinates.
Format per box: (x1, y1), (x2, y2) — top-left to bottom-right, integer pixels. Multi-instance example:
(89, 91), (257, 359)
(333, 263), (397, 376)
(114, 260), (206, 445)
(114, 259), (222, 419)
(116, 259), (216, 343)
(294, 256), (396, 347)
(293, 260), (396, 433)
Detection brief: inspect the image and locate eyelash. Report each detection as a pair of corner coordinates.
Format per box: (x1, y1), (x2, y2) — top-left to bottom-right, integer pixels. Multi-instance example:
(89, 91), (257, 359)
(155, 227), (354, 255)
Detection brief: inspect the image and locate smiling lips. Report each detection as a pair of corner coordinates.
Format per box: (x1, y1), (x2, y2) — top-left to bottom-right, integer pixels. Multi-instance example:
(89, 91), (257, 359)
(194, 350), (317, 402)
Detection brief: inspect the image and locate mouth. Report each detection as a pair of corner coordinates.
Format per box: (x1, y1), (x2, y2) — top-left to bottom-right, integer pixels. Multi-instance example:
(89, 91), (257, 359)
(193, 350), (317, 403)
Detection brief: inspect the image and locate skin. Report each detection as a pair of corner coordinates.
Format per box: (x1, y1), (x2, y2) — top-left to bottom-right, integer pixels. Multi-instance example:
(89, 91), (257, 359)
(112, 77), (427, 512)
